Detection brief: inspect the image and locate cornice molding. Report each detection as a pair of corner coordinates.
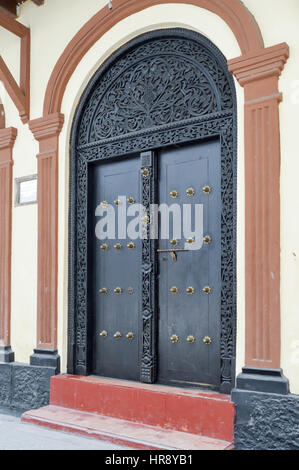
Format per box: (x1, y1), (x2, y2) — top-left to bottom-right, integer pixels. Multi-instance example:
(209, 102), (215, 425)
(0, 127), (17, 151)
(228, 42), (289, 86)
(29, 113), (64, 141)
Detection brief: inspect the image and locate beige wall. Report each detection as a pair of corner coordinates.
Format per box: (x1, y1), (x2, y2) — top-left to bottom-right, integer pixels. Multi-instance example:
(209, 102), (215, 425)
(0, 79), (38, 364)
(0, 0), (298, 392)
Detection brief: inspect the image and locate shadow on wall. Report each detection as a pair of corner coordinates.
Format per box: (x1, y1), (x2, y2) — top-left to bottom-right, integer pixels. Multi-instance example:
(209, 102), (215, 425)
(0, 97), (5, 128)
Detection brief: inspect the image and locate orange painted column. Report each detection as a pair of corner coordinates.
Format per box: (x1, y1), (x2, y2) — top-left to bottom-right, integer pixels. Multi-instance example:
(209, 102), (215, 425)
(229, 43), (289, 390)
(0, 127), (17, 363)
(29, 113), (64, 372)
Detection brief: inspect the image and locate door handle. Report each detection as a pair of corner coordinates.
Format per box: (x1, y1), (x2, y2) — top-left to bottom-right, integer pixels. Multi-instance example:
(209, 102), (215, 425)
(157, 249), (190, 253)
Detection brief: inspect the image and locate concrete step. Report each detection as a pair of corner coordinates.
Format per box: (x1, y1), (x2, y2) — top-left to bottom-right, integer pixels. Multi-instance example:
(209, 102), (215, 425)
(47, 374), (235, 442)
(22, 405), (233, 450)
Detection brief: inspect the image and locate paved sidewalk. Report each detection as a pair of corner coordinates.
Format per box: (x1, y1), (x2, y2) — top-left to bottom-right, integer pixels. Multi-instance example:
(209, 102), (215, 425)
(0, 411), (129, 450)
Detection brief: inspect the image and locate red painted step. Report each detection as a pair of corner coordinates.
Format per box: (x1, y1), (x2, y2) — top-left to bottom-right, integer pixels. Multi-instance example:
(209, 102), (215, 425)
(22, 405), (233, 450)
(47, 374), (234, 442)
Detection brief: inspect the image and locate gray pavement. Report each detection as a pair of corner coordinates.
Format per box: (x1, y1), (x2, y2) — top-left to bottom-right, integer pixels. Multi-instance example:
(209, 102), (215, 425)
(0, 412), (129, 450)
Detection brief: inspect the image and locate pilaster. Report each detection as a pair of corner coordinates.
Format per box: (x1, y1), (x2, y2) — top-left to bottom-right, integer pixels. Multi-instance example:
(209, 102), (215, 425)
(29, 113), (64, 370)
(228, 43), (289, 390)
(0, 127), (17, 363)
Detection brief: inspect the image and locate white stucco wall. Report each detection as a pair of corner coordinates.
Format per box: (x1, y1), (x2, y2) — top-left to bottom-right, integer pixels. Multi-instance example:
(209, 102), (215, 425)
(0, 0), (298, 393)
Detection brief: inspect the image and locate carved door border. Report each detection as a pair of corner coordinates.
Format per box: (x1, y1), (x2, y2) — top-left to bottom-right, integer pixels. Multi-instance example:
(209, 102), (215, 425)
(68, 28), (237, 393)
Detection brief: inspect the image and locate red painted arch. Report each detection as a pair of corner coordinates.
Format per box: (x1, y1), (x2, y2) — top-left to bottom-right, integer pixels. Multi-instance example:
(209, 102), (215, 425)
(43, 0), (264, 116)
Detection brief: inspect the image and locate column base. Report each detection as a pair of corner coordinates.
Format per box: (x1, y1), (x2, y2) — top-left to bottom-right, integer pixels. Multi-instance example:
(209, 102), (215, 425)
(30, 349), (60, 374)
(0, 345), (15, 363)
(0, 362), (56, 411)
(231, 368), (297, 450)
(232, 388), (299, 450)
(235, 367), (289, 395)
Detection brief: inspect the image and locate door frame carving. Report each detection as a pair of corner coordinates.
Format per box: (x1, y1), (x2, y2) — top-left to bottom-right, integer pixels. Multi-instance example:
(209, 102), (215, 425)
(68, 29), (237, 393)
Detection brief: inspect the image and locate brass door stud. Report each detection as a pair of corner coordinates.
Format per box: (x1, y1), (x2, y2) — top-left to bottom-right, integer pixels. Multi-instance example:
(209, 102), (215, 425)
(203, 336), (212, 345)
(186, 187), (195, 196)
(114, 287), (123, 294)
(187, 335), (195, 343)
(202, 286), (211, 294)
(170, 287), (178, 294)
(203, 186), (211, 194)
(186, 287), (195, 294)
(170, 334), (179, 343)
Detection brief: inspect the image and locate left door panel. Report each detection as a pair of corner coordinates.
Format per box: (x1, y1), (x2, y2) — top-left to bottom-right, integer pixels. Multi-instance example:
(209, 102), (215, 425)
(88, 157), (140, 380)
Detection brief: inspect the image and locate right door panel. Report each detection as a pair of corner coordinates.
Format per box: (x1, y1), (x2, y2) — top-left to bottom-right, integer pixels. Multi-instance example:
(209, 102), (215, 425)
(157, 139), (221, 388)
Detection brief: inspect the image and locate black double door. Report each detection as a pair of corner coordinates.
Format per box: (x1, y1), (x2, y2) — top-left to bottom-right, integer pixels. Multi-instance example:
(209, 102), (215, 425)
(88, 139), (221, 388)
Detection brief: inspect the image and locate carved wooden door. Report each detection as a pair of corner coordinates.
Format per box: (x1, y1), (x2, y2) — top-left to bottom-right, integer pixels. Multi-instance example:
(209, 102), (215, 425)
(88, 139), (221, 387)
(70, 29), (236, 392)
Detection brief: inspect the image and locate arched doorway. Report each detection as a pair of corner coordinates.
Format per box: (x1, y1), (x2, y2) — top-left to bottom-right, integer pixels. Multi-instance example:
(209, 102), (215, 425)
(69, 28), (237, 393)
